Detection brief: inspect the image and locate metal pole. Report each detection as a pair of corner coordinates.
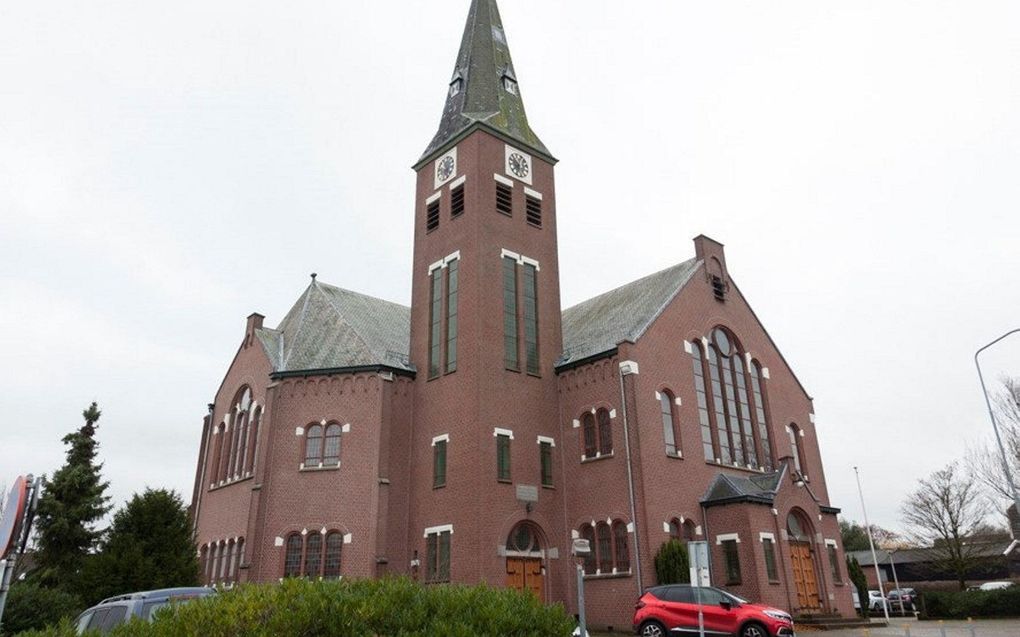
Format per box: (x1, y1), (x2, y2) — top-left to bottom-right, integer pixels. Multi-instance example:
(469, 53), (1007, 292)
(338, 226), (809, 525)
(618, 364), (644, 595)
(975, 329), (1020, 522)
(854, 466), (890, 621)
(889, 549), (903, 615)
(0, 558), (13, 633)
(576, 564), (586, 637)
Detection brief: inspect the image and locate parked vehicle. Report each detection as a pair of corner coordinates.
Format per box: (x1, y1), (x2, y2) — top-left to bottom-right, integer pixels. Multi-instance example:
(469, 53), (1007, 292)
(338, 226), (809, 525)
(867, 590), (887, 611)
(73, 587), (215, 635)
(886, 588), (916, 610)
(978, 581), (1014, 591)
(634, 584), (794, 637)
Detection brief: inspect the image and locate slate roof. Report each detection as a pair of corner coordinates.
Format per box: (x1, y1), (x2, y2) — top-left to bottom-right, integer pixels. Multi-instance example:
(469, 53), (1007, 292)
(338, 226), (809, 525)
(255, 279), (413, 374)
(701, 465), (787, 507)
(558, 259), (701, 367)
(849, 543), (1016, 567)
(419, 0), (550, 164)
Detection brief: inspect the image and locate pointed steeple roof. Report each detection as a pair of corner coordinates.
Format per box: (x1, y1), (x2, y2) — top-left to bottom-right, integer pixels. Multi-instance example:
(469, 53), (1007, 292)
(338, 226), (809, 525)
(418, 0), (552, 165)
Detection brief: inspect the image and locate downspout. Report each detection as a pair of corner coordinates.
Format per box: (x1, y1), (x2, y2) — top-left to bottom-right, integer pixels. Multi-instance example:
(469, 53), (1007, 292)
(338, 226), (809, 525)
(618, 360), (644, 595)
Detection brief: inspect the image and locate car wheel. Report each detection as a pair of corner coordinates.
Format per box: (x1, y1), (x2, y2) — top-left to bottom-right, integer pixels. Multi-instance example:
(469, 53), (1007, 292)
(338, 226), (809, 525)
(740, 622), (768, 637)
(639, 620), (667, 637)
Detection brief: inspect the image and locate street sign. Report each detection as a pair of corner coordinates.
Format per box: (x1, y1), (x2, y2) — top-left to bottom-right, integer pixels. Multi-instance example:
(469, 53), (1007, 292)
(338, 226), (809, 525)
(0, 478), (27, 560)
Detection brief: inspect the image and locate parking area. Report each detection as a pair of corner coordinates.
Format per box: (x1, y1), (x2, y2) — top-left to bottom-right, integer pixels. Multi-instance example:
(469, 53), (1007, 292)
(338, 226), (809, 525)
(809, 618), (1020, 637)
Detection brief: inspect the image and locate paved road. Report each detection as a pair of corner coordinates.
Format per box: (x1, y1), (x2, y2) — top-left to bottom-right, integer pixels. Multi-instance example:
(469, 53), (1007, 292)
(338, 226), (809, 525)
(808, 618), (1020, 637)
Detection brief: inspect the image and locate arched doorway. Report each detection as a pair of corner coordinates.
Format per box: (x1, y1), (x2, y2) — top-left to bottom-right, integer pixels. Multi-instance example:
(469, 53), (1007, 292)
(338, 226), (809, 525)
(505, 521), (544, 600)
(787, 509), (821, 610)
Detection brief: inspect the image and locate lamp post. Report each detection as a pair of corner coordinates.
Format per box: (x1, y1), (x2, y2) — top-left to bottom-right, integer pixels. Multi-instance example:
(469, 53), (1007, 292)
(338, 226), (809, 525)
(888, 549), (903, 615)
(974, 329), (1020, 524)
(854, 466), (890, 622)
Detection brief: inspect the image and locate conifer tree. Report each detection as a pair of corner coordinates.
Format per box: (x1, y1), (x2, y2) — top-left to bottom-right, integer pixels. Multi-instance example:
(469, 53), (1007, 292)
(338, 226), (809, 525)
(33, 402), (111, 588)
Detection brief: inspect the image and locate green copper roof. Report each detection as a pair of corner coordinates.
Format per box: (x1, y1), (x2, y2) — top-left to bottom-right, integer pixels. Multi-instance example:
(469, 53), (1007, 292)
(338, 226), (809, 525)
(419, 0), (550, 163)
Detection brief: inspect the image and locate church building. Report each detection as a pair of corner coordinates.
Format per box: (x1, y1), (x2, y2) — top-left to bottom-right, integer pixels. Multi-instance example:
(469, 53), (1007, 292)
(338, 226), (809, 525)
(189, 0), (855, 628)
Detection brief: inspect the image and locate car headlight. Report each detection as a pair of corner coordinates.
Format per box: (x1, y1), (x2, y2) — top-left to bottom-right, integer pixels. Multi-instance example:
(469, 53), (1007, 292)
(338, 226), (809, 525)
(763, 610), (792, 622)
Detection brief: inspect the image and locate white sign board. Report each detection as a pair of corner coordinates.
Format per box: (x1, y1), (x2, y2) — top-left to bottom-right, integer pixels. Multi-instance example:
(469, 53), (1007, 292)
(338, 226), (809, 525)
(687, 540), (711, 587)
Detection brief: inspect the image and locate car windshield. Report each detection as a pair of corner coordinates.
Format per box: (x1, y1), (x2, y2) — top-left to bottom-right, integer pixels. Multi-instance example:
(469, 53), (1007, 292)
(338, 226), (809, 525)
(720, 589), (749, 604)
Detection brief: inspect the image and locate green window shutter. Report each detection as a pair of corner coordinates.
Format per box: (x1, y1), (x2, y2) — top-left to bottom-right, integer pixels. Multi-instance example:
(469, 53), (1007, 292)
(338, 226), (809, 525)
(433, 440), (447, 488)
(428, 269), (443, 379)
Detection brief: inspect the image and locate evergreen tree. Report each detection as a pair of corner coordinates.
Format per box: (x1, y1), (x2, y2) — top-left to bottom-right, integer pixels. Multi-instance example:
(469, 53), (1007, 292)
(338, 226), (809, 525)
(79, 489), (199, 604)
(32, 402), (111, 589)
(654, 539), (690, 585)
(846, 555), (869, 617)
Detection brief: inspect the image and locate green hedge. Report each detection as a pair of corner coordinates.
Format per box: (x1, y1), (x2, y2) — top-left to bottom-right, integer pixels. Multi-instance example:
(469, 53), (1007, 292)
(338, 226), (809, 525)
(15, 577), (576, 637)
(921, 587), (1020, 619)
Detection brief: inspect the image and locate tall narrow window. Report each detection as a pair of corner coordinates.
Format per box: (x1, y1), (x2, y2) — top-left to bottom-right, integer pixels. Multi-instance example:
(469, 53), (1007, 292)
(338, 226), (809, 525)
(691, 343), (714, 461)
(323, 532), (343, 579)
(426, 199), (440, 232)
(613, 521), (630, 572)
(707, 347), (732, 464)
(750, 362), (773, 471)
(522, 262), (539, 375)
(827, 544), (842, 583)
(303, 532), (322, 578)
(580, 525), (597, 574)
(525, 194), (542, 227)
(496, 433), (511, 482)
(433, 438), (447, 488)
(445, 259), (459, 373)
(722, 539), (742, 584)
(789, 425), (803, 474)
(450, 184), (465, 218)
(246, 407), (261, 475)
(659, 390), (679, 457)
(322, 423), (342, 466)
(597, 408), (613, 455)
(732, 356), (759, 468)
(210, 424), (225, 486)
(596, 522), (612, 574)
(304, 425), (323, 466)
(763, 537), (779, 582)
(718, 346), (744, 466)
(539, 440), (553, 487)
(496, 182), (513, 215)
(428, 268), (443, 379)
(283, 534), (303, 578)
(235, 538), (245, 578)
(503, 256), (519, 371)
(425, 529), (451, 583)
(582, 413), (597, 458)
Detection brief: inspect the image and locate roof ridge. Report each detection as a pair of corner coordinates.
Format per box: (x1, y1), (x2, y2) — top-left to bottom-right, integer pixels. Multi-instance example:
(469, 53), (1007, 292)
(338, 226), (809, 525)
(563, 258), (698, 314)
(313, 280), (410, 311)
(280, 282), (316, 371)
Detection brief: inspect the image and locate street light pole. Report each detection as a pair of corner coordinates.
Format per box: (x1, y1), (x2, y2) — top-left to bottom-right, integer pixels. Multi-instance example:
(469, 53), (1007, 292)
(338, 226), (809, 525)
(888, 549), (903, 615)
(975, 329), (1020, 527)
(854, 466), (890, 622)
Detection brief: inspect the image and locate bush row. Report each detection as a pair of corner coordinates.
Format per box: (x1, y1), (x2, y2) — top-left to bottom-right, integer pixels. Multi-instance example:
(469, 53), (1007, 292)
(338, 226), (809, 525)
(14, 577), (576, 637)
(921, 587), (1020, 619)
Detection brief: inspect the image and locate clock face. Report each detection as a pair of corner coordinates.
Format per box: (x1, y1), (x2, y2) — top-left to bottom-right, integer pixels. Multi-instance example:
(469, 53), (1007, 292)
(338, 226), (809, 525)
(436, 155), (456, 182)
(508, 153), (530, 179)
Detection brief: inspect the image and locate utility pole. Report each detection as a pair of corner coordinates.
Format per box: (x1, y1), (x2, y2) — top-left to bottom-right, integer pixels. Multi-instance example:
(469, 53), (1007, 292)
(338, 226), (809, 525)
(975, 329), (1020, 525)
(854, 466), (890, 622)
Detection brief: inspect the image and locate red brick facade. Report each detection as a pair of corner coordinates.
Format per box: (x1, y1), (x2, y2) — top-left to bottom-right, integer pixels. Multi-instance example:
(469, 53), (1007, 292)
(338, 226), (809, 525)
(189, 1), (855, 629)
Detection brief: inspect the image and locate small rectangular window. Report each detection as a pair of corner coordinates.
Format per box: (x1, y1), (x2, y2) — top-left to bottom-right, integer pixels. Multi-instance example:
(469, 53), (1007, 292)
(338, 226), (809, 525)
(445, 259), (459, 374)
(525, 195), (542, 227)
(496, 434), (511, 482)
(540, 441), (553, 487)
(451, 185), (465, 218)
(496, 183), (513, 216)
(426, 199), (440, 232)
(503, 256), (519, 371)
(426, 530), (451, 583)
(828, 545), (842, 583)
(428, 269), (443, 379)
(763, 537), (779, 582)
(722, 539), (742, 584)
(433, 439), (447, 488)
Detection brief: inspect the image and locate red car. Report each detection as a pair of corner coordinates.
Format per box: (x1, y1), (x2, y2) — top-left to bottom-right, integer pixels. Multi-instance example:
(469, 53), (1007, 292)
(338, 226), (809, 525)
(634, 584), (795, 637)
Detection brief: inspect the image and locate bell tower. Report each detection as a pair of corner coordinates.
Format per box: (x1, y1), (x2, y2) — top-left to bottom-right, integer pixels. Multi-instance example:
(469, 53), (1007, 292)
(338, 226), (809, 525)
(406, 0), (566, 600)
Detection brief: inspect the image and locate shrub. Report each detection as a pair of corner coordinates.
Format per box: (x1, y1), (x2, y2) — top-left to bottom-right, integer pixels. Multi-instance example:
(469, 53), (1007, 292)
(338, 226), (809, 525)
(1, 582), (82, 636)
(921, 586), (1020, 619)
(33, 577), (573, 637)
(654, 540), (690, 585)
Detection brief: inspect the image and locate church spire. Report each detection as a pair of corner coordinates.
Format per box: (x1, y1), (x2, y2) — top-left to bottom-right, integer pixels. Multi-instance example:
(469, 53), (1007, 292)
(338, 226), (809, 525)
(419, 0), (551, 165)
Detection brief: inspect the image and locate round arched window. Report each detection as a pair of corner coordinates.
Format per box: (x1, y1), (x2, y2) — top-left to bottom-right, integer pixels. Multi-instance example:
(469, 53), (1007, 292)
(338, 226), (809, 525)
(507, 523), (539, 552)
(787, 511), (810, 542)
(713, 328), (731, 356)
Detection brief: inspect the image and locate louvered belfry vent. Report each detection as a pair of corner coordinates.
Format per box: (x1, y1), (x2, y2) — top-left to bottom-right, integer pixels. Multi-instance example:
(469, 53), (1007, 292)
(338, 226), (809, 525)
(525, 195), (541, 227)
(426, 200), (440, 232)
(712, 275), (726, 301)
(496, 183), (513, 216)
(451, 185), (465, 218)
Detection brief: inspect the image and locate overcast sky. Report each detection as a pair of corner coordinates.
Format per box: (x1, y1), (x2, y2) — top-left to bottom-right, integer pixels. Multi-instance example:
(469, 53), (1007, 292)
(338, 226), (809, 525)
(2, 1), (1019, 537)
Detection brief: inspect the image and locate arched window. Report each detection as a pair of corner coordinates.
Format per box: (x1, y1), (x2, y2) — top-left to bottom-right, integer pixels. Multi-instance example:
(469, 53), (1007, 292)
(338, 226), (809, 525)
(304, 532), (323, 578)
(207, 543), (218, 584)
(579, 524), (597, 574)
(787, 510), (811, 542)
(323, 532), (343, 579)
(659, 390), (680, 457)
(283, 534), (303, 578)
(682, 520), (697, 541)
(225, 540), (236, 582)
(689, 328), (774, 471)
(613, 521), (630, 572)
(218, 540), (229, 582)
(596, 522), (613, 573)
(668, 518), (681, 540)
(597, 408), (613, 455)
(323, 424), (342, 466)
(581, 413), (597, 458)
(246, 407), (262, 474)
(788, 424), (805, 475)
(209, 424), (225, 487)
(304, 424), (324, 466)
(235, 538), (245, 579)
(199, 544), (209, 584)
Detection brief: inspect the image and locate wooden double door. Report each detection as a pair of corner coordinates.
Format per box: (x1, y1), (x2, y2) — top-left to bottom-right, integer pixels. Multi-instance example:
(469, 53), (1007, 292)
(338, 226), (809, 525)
(790, 542), (821, 610)
(505, 557), (544, 600)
